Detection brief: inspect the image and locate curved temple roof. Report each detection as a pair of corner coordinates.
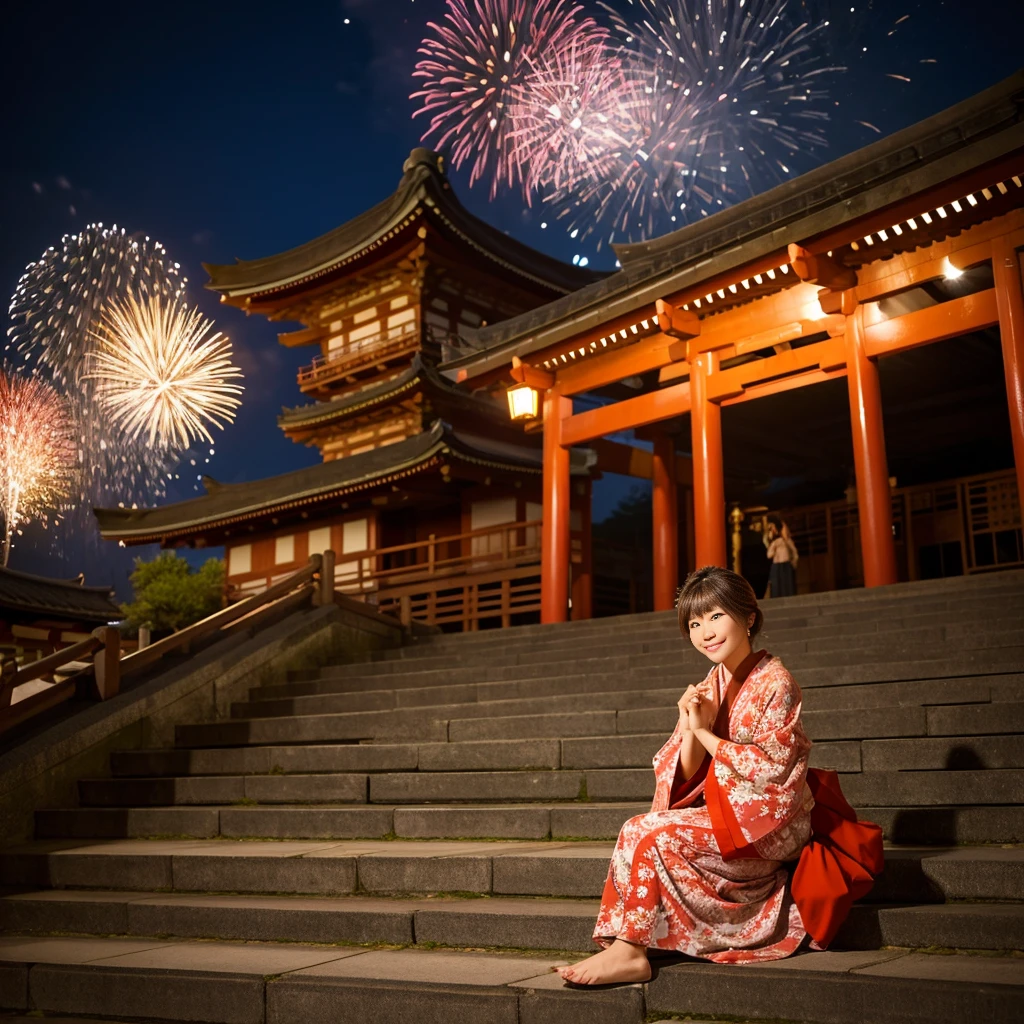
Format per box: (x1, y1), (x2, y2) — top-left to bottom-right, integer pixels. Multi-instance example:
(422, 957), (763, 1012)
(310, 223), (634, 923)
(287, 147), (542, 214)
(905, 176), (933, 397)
(93, 421), (546, 545)
(442, 70), (1024, 383)
(0, 566), (121, 623)
(204, 149), (606, 302)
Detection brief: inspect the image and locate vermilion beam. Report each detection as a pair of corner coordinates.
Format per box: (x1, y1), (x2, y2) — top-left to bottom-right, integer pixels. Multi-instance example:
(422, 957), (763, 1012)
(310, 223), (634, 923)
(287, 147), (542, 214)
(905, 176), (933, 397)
(844, 303), (898, 587)
(992, 237), (1024, 511)
(560, 382), (691, 447)
(863, 289), (998, 357)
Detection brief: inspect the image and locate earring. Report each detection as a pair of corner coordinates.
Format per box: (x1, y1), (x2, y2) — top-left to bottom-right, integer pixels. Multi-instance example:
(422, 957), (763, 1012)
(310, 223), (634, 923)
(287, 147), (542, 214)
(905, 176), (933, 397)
(747, 629), (751, 637)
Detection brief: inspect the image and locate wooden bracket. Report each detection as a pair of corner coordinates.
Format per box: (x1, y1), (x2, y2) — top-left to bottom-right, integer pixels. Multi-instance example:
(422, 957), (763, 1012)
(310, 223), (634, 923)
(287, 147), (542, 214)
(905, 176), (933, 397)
(655, 299), (701, 340)
(511, 356), (555, 390)
(788, 244), (857, 290)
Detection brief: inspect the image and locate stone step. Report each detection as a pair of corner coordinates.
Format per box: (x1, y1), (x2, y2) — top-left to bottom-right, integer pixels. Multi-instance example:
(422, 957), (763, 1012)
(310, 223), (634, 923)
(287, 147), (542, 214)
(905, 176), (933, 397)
(369, 604), (1024, 663)
(32, 801), (1024, 845)
(1, 839), (1020, 902)
(235, 672), (1024, 723)
(367, 576), (1024, 655)
(296, 634), (1011, 686)
(2, 890), (1021, 954)
(179, 690), (1024, 748)
(6, 931), (1021, 1024)
(264, 647), (1024, 700)
(331, 628), (965, 678)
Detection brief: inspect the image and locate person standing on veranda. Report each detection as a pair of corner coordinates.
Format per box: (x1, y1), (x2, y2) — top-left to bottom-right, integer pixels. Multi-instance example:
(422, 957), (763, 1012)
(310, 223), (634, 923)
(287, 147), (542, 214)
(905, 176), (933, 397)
(557, 566), (881, 987)
(765, 516), (799, 598)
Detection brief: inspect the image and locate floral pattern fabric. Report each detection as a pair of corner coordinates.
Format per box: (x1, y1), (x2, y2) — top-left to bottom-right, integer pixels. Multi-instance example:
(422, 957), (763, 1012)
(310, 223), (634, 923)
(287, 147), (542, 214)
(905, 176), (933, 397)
(593, 653), (814, 963)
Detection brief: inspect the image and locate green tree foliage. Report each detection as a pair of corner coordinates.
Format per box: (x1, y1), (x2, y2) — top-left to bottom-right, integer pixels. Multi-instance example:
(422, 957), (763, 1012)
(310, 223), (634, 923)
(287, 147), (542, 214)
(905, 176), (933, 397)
(121, 552), (224, 633)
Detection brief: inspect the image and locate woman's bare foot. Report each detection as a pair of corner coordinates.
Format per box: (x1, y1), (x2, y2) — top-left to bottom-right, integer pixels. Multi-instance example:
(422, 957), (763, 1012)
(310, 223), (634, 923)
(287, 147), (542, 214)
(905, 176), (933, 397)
(555, 939), (651, 985)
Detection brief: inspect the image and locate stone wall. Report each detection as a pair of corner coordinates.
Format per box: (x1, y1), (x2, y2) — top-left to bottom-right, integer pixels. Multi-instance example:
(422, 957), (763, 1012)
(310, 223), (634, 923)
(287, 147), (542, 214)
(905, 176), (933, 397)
(0, 601), (404, 843)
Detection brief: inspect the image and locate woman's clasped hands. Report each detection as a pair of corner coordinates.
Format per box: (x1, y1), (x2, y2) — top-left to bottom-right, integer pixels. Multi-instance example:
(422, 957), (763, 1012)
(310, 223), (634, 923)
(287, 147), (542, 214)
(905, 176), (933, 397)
(677, 683), (718, 733)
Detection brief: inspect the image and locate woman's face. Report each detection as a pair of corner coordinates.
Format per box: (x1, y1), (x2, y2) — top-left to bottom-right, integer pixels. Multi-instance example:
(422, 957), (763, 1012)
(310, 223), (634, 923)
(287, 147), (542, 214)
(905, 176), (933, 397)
(686, 606), (749, 665)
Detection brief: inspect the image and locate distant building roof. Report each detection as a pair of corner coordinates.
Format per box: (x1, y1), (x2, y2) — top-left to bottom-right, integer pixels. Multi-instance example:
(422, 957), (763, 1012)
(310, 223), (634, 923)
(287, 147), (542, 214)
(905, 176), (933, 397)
(93, 421), (548, 545)
(277, 356), (511, 432)
(0, 566), (120, 624)
(204, 148), (606, 302)
(442, 70), (1024, 382)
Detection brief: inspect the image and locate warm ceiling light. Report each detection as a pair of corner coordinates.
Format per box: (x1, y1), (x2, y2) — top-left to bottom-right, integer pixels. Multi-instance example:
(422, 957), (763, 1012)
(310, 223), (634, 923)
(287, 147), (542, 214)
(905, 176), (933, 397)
(507, 383), (539, 421)
(943, 257), (963, 280)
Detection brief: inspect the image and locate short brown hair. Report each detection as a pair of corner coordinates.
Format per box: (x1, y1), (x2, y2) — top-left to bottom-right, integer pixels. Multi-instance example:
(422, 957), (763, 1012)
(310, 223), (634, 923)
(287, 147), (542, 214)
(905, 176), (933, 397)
(676, 566), (763, 639)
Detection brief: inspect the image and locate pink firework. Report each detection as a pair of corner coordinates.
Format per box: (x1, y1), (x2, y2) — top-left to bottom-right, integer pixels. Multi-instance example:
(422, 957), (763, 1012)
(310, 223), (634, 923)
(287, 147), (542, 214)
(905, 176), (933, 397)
(506, 34), (627, 200)
(0, 367), (77, 566)
(411, 0), (605, 195)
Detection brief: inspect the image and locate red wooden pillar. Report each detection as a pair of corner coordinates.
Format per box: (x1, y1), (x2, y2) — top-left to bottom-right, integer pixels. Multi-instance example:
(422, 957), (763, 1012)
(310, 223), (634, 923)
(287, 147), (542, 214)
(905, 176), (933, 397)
(542, 391), (572, 623)
(844, 302), (897, 587)
(691, 353), (727, 569)
(652, 432), (679, 609)
(992, 236), (1024, 509)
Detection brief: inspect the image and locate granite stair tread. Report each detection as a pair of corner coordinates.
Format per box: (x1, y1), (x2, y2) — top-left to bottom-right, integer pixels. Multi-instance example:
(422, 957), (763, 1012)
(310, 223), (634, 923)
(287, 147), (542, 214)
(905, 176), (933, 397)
(0, 933), (1021, 1024)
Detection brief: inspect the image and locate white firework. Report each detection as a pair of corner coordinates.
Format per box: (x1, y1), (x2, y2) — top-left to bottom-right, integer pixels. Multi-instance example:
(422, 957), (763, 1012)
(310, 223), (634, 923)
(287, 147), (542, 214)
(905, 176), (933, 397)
(86, 293), (244, 450)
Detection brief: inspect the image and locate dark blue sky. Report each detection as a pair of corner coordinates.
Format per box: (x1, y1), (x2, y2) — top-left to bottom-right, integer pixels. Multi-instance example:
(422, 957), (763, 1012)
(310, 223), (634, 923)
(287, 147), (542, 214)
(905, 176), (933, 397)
(3, 0), (1020, 589)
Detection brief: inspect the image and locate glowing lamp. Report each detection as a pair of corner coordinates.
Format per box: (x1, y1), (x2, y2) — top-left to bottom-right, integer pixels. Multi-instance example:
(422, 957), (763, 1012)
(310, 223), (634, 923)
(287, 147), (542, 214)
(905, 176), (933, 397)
(507, 383), (539, 421)
(943, 257), (963, 280)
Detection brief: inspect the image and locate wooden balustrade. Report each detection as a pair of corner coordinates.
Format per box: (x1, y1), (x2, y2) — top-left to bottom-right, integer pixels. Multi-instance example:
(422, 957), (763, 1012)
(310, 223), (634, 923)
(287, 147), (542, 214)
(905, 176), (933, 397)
(297, 323), (420, 387)
(227, 520), (544, 631)
(0, 553), (341, 740)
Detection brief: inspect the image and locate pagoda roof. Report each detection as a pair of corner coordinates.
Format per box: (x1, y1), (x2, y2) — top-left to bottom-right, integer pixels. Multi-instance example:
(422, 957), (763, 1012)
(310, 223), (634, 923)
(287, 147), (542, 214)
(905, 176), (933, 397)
(204, 149), (605, 302)
(442, 70), (1024, 383)
(93, 421), (547, 545)
(0, 566), (121, 624)
(277, 356), (509, 432)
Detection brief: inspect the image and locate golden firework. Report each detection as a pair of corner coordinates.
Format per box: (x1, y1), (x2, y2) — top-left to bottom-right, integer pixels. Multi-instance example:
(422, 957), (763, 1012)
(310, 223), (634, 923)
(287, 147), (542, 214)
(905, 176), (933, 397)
(86, 293), (244, 449)
(0, 368), (77, 566)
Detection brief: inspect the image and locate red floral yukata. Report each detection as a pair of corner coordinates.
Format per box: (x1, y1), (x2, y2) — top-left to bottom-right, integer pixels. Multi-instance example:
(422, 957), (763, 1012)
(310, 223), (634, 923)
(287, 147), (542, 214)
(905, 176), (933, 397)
(593, 650), (814, 963)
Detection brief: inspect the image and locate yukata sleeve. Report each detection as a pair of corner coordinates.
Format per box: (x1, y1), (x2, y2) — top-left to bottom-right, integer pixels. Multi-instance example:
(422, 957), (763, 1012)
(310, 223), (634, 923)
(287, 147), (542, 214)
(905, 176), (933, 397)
(706, 672), (811, 856)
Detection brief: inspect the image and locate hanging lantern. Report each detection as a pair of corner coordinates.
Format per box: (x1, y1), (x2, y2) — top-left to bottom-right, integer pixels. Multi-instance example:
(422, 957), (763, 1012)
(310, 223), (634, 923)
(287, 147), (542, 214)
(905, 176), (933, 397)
(506, 383), (539, 421)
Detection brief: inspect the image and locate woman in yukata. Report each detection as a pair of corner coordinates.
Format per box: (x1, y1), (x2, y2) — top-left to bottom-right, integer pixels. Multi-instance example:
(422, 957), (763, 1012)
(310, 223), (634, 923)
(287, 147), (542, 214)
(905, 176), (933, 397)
(558, 565), (823, 986)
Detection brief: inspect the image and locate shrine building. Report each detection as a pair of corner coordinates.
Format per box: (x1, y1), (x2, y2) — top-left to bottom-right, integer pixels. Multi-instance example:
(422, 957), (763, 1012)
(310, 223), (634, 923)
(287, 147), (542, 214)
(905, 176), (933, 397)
(444, 70), (1024, 623)
(96, 72), (1024, 629)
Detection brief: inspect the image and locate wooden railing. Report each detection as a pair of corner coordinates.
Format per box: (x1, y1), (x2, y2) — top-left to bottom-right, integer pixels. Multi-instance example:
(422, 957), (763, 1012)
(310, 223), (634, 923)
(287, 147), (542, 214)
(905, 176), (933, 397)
(297, 323), (419, 386)
(228, 520), (544, 631)
(0, 552), (340, 740)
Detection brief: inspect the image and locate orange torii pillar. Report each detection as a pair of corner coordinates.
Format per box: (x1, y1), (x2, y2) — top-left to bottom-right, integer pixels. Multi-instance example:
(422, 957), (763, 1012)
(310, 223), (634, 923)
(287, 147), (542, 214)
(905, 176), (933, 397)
(542, 390), (573, 623)
(690, 353), (727, 570)
(992, 236), (1024, 509)
(844, 301), (898, 587)
(652, 432), (679, 609)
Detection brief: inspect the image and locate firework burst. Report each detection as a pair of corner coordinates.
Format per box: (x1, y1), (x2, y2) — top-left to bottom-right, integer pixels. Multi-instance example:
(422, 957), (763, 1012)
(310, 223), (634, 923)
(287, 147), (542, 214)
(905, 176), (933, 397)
(0, 367), (77, 566)
(411, 0), (606, 193)
(86, 293), (244, 450)
(566, 0), (843, 242)
(6, 223), (184, 505)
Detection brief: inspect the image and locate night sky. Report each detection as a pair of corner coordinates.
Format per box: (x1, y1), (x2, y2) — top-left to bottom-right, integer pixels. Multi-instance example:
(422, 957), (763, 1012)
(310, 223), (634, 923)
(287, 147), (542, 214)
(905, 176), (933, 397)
(3, 0), (1021, 593)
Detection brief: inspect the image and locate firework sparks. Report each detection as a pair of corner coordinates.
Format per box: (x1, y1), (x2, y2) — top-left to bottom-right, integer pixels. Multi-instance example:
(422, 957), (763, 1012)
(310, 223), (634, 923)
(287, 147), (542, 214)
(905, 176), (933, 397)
(558, 0), (844, 242)
(6, 223), (184, 505)
(0, 367), (77, 566)
(411, 0), (605, 193)
(86, 293), (244, 449)
(506, 33), (628, 198)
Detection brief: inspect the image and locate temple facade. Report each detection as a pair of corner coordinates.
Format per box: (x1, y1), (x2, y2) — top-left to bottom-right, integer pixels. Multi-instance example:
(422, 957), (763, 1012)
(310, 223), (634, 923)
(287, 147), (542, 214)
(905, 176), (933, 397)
(95, 150), (608, 628)
(97, 74), (1024, 627)
(445, 71), (1024, 621)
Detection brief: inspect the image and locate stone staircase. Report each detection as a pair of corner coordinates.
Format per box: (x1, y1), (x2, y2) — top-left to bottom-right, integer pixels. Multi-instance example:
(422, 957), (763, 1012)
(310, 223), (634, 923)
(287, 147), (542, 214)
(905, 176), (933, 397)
(1, 571), (1023, 1023)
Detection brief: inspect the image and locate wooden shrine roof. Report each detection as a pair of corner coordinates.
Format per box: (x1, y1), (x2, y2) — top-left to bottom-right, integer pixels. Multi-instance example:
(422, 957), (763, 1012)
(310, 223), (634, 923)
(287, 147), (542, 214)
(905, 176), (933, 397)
(93, 421), (552, 545)
(277, 356), (512, 433)
(0, 566), (120, 624)
(443, 70), (1024, 384)
(203, 149), (605, 303)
